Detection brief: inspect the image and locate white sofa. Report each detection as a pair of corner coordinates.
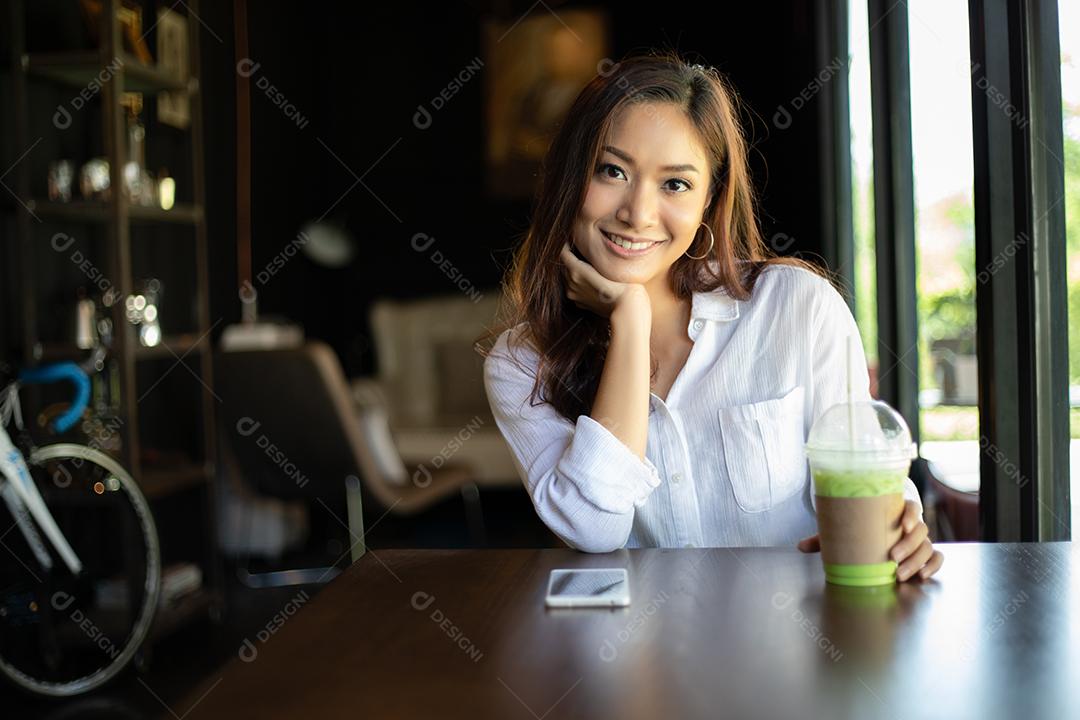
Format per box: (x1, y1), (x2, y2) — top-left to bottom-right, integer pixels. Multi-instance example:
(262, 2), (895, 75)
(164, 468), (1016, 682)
(352, 291), (519, 487)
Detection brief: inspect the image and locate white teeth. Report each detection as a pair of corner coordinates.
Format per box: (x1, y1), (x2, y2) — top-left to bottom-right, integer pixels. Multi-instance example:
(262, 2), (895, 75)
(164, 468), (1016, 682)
(605, 232), (655, 251)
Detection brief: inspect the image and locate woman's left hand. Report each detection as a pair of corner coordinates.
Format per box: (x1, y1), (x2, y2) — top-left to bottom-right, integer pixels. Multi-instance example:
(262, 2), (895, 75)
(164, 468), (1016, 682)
(796, 501), (944, 582)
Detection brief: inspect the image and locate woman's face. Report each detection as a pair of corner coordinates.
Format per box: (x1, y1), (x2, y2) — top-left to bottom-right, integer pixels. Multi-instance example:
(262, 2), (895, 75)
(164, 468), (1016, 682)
(572, 102), (713, 288)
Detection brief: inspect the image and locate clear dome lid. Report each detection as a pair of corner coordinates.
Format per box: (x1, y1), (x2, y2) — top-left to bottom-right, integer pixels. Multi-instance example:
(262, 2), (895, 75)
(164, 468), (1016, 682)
(805, 399), (917, 469)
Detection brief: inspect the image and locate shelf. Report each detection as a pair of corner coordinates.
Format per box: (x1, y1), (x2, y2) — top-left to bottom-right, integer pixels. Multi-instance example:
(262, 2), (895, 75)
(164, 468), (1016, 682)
(149, 587), (219, 642)
(35, 342), (93, 362)
(129, 204), (203, 224)
(134, 334), (209, 360)
(30, 199), (203, 225)
(35, 335), (208, 363)
(25, 52), (192, 94)
(10, 0), (218, 657)
(141, 462), (212, 499)
(31, 199), (108, 222)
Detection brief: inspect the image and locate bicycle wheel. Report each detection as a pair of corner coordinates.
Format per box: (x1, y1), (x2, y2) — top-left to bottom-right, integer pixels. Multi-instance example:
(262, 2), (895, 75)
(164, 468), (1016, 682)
(0, 444), (161, 697)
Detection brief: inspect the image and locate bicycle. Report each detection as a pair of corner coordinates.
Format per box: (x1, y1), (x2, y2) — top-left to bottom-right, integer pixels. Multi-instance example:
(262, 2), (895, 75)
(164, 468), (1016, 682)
(0, 359), (161, 697)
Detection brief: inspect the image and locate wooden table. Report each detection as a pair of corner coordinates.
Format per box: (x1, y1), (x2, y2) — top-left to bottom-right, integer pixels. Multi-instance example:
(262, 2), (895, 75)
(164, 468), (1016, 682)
(180, 543), (1078, 719)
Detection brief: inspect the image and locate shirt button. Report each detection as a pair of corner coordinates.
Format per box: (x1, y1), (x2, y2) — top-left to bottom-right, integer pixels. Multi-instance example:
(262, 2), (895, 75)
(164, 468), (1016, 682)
(671, 473), (682, 484)
(693, 319), (705, 332)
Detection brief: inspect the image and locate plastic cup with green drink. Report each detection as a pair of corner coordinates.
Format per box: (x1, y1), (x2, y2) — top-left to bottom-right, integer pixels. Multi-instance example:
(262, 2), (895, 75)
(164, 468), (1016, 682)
(804, 338), (917, 586)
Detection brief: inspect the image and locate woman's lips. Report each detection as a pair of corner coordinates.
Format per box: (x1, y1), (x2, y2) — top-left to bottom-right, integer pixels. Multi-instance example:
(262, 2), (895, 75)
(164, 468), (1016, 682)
(601, 230), (665, 257)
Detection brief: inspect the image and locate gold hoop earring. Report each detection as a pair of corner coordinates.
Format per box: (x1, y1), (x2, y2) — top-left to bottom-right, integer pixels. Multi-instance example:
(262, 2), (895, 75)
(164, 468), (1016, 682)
(684, 222), (715, 260)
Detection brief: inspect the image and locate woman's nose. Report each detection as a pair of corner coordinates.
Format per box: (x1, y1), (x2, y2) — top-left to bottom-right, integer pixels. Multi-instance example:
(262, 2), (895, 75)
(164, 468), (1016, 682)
(615, 183), (659, 231)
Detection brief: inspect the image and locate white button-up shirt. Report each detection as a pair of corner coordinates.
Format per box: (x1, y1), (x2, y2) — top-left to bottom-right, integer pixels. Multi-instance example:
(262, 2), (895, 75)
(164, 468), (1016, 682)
(484, 265), (922, 553)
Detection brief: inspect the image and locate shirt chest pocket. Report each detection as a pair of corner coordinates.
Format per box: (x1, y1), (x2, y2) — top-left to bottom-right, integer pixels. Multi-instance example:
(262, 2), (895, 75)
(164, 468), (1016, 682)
(717, 387), (807, 513)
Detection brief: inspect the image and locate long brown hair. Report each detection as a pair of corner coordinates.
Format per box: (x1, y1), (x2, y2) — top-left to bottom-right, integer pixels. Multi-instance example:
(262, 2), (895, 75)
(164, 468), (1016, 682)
(484, 50), (823, 423)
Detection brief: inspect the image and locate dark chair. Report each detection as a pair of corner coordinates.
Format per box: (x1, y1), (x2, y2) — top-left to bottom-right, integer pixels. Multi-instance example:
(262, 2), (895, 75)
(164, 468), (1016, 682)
(216, 341), (478, 588)
(915, 457), (979, 541)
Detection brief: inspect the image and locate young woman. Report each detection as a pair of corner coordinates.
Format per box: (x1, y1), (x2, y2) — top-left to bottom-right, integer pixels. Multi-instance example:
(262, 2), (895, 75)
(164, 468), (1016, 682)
(483, 52), (943, 581)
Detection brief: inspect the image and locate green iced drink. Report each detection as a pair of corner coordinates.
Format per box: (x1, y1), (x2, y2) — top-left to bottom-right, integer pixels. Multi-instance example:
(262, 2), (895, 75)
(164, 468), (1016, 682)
(812, 467), (908, 586)
(806, 399), (916, 587)
(812, 468), (907, 498)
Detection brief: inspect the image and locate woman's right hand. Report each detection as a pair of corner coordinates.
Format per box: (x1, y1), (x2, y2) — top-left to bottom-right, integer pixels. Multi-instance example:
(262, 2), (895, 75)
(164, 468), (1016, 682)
(560, 242), (649, 319)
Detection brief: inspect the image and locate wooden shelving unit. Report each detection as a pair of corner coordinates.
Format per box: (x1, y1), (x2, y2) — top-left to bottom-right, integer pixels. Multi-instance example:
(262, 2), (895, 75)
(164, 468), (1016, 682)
(28, 198), (204, 224)
(142, 462), (215, 499)
(3, 0), (222, 643)
(26, 50), (191, 92)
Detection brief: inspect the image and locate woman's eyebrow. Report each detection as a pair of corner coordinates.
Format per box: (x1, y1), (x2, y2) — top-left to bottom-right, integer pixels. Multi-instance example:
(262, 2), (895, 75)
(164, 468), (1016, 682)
(602, 145), (700, 174)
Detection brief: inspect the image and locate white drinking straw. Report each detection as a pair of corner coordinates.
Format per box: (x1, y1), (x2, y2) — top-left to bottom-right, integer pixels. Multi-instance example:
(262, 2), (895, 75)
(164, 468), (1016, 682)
(846, 335), (855, 450)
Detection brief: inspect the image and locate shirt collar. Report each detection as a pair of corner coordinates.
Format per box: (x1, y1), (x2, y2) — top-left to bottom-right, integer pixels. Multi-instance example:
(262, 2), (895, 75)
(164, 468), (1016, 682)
(691, 287), (740, 323)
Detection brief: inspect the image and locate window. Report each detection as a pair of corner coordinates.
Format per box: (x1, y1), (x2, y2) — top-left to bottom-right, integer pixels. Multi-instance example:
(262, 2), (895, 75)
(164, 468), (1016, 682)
(849, 0), (980, 490)
(848, 0), (1071, 539)
(848, 0), (878, 390)
(907, 1), (980, 494)
(1061, 0), (1080, 539)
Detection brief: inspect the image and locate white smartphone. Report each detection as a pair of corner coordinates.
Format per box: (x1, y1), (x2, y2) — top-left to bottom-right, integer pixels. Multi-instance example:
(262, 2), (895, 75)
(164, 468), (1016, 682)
(545, 568), (631, 608)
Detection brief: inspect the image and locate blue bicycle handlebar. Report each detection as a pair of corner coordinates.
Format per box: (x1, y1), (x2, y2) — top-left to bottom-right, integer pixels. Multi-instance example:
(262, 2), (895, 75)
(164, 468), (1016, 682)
(19, 362), (91, 434)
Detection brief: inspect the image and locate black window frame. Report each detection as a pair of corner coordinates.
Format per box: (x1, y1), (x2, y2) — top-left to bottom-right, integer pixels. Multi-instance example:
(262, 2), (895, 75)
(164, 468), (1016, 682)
(827, 0), (1071, 540)
(969, 0), (1070, 541)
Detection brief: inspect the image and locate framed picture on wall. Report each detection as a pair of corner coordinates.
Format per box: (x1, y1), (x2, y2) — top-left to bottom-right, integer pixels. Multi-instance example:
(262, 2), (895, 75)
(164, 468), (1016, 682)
(79, 0), (154, 62)
(156, 7), (190, 129)
(484, 10), (609, 198)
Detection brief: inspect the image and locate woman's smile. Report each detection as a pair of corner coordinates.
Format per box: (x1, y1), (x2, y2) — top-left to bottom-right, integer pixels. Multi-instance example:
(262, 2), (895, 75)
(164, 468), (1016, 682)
(600, 229), (667, 257)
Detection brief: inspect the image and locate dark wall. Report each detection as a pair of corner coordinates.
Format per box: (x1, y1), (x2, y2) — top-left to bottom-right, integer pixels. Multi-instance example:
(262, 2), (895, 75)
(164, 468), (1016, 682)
(1, 1), (830, 375)
(199, 1), (830, 377)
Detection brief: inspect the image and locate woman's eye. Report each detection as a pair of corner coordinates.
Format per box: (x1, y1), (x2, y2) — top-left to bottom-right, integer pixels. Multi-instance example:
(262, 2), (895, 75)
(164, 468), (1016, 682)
(598, 163), (626, 180)
(596, 163), (690, 192)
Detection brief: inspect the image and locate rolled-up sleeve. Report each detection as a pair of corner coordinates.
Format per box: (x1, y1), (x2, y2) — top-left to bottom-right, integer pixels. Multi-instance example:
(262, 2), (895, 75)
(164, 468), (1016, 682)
(559, 415), (662, 512)
(808, 282), (923, 514)
(483, 327), (661, 552)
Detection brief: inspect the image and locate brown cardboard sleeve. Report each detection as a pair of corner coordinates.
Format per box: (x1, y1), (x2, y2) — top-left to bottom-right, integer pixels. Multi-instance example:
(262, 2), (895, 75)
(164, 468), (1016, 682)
(816, 493), (905, 565)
